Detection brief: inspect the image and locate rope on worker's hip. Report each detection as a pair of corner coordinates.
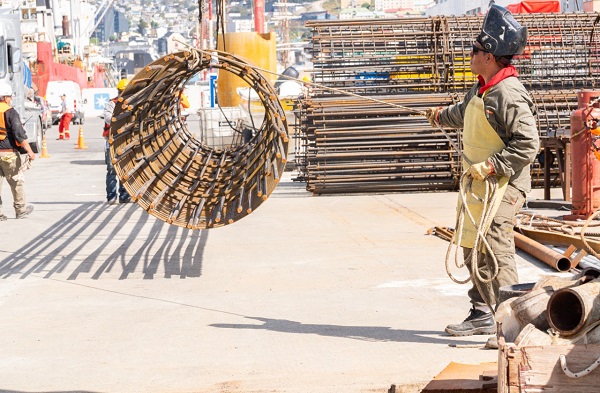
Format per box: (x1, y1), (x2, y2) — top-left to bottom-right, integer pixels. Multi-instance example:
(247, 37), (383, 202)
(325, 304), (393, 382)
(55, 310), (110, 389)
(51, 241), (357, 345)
(445, 172), (500, 313)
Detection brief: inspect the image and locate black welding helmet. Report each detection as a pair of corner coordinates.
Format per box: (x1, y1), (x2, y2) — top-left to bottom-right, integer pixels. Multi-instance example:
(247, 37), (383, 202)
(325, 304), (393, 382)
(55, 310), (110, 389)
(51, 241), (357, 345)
(476, 4), (528, 60)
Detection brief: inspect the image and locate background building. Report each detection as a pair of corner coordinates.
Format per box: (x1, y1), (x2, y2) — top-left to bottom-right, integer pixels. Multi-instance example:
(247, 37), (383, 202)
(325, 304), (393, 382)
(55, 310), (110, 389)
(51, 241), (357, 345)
(93, 6), (128, 42)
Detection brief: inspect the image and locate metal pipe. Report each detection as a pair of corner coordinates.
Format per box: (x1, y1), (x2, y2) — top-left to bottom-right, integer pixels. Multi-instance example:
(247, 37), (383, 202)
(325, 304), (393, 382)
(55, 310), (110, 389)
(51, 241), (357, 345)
(547, 280), (600, 336)
(514, 232), (572, 272)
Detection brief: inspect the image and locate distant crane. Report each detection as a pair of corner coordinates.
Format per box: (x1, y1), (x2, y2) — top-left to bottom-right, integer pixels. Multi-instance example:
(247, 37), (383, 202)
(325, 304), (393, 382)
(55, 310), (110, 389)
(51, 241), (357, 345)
(84, 0), (117, 39)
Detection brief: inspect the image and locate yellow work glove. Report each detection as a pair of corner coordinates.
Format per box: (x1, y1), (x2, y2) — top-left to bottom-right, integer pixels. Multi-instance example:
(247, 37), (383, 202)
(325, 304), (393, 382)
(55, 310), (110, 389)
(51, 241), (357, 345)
(468, 160), (494, 180)
(425, 107), (441, 127)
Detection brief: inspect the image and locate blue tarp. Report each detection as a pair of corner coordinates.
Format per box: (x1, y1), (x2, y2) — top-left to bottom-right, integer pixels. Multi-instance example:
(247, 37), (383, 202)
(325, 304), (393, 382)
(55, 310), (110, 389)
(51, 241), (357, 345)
(23, 61), (32, 89)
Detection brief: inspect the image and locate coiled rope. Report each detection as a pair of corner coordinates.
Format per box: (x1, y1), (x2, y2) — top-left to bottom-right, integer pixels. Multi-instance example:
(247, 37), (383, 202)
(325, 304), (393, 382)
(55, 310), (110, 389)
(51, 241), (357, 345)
(444, 171), (501, 313)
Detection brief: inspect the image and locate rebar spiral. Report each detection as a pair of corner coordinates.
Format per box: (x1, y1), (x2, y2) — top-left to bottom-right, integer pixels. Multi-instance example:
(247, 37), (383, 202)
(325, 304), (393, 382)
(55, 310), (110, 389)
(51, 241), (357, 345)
(110, 49), (289, 229)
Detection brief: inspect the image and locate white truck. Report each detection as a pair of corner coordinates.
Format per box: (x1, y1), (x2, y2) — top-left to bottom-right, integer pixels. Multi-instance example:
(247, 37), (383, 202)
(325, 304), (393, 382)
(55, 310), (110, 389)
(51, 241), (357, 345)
(0, 11), (43, 153)
(47, 80), (85, 125)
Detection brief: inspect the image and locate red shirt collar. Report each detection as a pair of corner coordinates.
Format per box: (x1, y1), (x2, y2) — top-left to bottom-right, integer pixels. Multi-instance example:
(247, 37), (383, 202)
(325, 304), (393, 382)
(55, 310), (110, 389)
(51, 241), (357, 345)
(477, 65), (519, 95)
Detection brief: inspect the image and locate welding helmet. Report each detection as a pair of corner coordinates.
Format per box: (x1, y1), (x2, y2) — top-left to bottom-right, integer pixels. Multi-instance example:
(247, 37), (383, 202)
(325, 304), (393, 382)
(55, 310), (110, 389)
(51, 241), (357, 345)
(0, 82), (13, 97)
(117, 78), (130, 91)
(476, 4), (527, 62)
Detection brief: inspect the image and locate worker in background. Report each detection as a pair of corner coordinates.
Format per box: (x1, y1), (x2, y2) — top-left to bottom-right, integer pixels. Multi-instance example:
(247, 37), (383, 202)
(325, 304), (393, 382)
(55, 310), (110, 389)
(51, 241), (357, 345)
(0, 82), (36, 220)
(425, 5), (539, 341)
(102, 78), (131, 204)
(179, 89), (190, 124)
(57, 93), (72, 140)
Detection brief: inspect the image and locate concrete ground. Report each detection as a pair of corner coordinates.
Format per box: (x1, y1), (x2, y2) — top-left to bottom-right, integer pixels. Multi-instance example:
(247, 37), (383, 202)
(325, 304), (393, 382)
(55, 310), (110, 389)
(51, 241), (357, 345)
(0, 116), (564, 393)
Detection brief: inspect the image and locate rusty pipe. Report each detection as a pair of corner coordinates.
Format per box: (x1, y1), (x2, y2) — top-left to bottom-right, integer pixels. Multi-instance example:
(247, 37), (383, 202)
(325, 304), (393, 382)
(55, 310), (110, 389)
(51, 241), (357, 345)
(514, 232), (572, 272)
(547, 279), (600, 336)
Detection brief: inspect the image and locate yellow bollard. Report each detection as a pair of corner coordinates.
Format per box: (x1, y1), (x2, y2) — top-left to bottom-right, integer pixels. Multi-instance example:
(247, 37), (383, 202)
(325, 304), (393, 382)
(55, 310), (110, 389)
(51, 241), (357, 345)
(74, 126), (88, 149)
(40, 132), (51, 158)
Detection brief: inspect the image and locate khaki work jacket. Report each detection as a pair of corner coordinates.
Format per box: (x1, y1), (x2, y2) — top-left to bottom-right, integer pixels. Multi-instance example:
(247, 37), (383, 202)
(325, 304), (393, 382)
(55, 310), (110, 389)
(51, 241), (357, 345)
(439, 76), (540, 193)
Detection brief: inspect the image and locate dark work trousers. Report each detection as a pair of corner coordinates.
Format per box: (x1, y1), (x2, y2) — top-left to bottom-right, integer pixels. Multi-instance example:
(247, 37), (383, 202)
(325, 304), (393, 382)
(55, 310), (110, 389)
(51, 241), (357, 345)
(105, 140), (130, 203)
(462, 183), (526, 308)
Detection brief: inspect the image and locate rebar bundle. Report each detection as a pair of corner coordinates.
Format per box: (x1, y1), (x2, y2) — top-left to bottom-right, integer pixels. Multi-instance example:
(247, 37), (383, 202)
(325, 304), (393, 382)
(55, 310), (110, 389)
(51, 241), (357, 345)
(296, 90), (579, 194)
(297, 93), (461, 194)
(296, 13), (598, 194)
(110, 50), (289, 229)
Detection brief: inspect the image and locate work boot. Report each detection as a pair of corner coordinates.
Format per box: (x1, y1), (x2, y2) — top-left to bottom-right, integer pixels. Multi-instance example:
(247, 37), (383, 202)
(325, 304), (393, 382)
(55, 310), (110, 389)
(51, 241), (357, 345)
(0, 214), (7, 221)
(445, 307), (496, 336)
(16, 205), (34, 219)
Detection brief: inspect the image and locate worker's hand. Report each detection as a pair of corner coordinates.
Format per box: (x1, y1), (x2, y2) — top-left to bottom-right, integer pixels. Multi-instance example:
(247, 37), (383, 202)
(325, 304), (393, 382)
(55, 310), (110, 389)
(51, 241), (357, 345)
(425, 107), (441, 127)
(28, 150), (36, 161)
(468, 160), (494, 180)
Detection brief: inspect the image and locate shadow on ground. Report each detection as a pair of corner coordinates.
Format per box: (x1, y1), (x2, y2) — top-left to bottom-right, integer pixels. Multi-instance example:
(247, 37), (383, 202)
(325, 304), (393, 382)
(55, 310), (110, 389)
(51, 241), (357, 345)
(210, 316), (487, 346)
(70, 160), (105, 166)
(0, 202), (207, 280)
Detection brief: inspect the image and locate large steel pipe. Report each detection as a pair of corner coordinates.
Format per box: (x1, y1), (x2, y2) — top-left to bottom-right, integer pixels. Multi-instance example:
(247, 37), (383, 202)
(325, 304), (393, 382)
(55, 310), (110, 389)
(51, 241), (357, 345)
(547, 279), (600, 336)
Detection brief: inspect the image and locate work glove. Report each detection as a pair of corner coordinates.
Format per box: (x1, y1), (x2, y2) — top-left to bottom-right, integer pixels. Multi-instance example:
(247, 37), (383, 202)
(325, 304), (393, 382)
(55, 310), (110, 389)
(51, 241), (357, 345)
(425, 107), (442, 127)
(468, 160), (494, 181)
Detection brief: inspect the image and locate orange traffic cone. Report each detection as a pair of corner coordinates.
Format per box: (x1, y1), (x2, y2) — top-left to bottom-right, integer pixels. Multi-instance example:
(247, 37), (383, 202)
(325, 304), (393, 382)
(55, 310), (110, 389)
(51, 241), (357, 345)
(40, 132), (51, 158)
(74, 126), (88, 149)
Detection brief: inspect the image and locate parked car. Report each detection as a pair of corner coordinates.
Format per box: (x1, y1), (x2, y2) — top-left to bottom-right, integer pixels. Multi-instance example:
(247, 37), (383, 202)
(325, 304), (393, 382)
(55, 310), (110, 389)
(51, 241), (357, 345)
(34, 95), (52, 130)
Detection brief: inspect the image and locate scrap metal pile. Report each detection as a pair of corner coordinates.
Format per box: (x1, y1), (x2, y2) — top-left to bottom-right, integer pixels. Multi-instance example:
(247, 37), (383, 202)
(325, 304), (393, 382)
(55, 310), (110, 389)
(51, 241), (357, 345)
(110, 50), (289, 229)
(295, 13), (600, 194)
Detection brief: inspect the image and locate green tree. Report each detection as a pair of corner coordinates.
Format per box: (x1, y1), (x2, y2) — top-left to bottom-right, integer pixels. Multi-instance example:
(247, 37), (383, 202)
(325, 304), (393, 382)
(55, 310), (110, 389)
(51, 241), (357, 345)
(138, 20), (149, 35)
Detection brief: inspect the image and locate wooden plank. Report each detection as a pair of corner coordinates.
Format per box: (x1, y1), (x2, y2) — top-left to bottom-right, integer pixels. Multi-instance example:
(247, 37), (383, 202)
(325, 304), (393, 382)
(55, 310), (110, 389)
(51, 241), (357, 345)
(520, 345), (600, 393)
(421, 362), (498, 392)
(500, 338), (600, 392)
(421, 362), (498, 393)
(498, 337), (508, 393)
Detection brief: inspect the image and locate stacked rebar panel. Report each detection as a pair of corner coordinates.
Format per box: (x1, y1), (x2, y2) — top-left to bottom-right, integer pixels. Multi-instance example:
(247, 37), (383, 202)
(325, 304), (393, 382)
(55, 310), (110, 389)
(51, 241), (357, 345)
(298, 94), (461, 194)
(296, 13), (600, 194)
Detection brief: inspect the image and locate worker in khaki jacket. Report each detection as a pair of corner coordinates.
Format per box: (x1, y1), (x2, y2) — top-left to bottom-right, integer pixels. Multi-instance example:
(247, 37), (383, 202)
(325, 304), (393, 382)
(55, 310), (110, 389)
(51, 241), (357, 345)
(425, 5), (539, 339)
(0, 82), (36, 220)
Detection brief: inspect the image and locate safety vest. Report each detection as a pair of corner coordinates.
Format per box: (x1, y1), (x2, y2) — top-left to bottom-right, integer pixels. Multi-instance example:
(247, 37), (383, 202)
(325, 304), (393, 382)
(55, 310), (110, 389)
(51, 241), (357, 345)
(180, 93), (190, 109)
(0, 101), (10, 141)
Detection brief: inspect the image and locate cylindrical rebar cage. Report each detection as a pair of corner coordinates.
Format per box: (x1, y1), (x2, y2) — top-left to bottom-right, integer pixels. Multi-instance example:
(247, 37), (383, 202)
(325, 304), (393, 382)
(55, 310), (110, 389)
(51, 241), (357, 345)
(110, 49), (289, 229)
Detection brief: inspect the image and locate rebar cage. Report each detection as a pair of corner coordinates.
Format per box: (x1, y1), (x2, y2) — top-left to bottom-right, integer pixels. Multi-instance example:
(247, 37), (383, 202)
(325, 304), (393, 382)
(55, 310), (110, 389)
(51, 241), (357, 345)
(110, 49), (289, 229)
